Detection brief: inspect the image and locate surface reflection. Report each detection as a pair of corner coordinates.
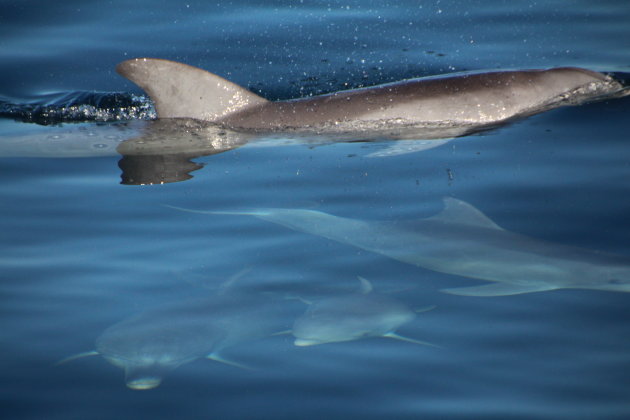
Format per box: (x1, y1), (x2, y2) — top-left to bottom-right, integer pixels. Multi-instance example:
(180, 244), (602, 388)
(0, 118), (456, 185)
(115, 119), (253, 184)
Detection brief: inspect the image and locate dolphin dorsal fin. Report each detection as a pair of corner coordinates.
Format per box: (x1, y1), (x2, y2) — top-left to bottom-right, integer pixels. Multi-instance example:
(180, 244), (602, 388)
(116, 58), (268, 122)
(357, 276), (373, 294)
(427, 197), (503, 230)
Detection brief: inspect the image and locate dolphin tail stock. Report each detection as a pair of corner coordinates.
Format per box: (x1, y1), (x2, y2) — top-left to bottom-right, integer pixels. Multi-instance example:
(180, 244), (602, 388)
(116, 58), (268, 121)
(54, 350), (100, 366)
(441, 282), (558, 297)
(383, 332), (442, 349)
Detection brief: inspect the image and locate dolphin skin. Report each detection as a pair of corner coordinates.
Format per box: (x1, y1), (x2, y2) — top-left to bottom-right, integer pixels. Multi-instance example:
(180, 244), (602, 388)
(117, 58), (629, 140)
(168, 198), (630, 296)
(292, 277), (436, 347)
(59, 293), (295, 389)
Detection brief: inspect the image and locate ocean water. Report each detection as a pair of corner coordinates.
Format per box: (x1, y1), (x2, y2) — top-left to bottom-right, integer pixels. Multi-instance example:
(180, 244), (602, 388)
(1, 1), (630, 419)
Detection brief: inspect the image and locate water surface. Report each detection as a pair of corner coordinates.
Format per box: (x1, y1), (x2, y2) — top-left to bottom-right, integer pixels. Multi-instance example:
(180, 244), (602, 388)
(1, 1), (630, 419)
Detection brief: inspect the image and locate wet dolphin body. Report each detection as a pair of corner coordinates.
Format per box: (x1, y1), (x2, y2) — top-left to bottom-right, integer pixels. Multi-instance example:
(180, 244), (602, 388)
(117, 58), (629, 140)
(168, 198), (630, 296)
(2, 61), (627, 160)
(292, 277), (436, 347)
(59, 293), (295, 390)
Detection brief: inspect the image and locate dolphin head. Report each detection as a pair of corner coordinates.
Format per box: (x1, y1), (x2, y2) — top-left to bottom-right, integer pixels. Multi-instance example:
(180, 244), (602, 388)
(292, 294), (416, 346)
(124, 365), (166, 390)
(292, 301), (373, 346)
(101, 354), (180, 390)
(292, 318), (375, 346)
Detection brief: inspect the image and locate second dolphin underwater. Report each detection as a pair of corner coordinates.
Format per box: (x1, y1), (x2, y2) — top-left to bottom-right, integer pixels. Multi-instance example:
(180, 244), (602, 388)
(292, 277), (436, 347)
(168, 198), (630, 296)
(59, 291), (299, 390)
(58, 277), (438, 389)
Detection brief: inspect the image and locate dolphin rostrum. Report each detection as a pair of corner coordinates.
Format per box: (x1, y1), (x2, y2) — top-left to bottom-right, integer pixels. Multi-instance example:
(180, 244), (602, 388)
(166, 198), (630, 296)
(292, 277), (436, 347)
(57, 292), (296, 389)
(118, 58), (629, 140)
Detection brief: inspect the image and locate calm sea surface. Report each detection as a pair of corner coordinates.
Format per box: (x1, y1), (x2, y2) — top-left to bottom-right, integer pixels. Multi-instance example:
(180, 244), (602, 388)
(1, 1), (630, 419)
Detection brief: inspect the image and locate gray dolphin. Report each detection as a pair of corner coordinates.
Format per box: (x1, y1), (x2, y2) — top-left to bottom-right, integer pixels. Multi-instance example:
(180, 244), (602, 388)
(167, 198), (630, 296)
(292, 277), (436, 347)
(2, 61), (627, 162)
(118, 58), (629, 140)
(58, 292), (295, 390)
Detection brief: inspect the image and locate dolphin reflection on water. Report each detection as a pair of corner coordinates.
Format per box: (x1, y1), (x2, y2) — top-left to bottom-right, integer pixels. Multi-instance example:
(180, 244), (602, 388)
(168, 198), (630, 296)
(58, 291), (297, 390)
(292, 277), (437, 347)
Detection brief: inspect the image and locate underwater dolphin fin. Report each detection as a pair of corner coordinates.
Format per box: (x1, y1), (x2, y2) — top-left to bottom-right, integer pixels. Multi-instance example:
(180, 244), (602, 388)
(270, 329), (293, 336)
(54, 350), (100, 366)
(383, 332), (441, 348)
(425, 197), (504, 230)
(207, 352), (254, 370)
(441, 282), (558, 296)
(365, 138), (454, 157)
(162, 204), (270, 217)
(414, 305), (437, 314)
(357, 276), (373, 294)
(216, 267), (253, 295)
(117, 58), (268, 121)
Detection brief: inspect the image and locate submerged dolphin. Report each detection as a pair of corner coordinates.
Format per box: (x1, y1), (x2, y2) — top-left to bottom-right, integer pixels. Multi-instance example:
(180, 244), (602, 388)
(58, 293), (295, 389)
(292, 277), (436, 347)
(167, 198), (630, 296)
(117, 58), (629, 140)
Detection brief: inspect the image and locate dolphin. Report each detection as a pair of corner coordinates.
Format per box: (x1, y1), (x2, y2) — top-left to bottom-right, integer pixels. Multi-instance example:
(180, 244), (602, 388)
(166, 198), (630, 296)
(117, 58), (629, 140)
(292, 277), (436, 347)
(57, 292), (296, 390)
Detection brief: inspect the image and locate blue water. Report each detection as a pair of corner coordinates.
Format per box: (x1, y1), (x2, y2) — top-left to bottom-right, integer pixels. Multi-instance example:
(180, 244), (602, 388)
(2, 1), (630, 419)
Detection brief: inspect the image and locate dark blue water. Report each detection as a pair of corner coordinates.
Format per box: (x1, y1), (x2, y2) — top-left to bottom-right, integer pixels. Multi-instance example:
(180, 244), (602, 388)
(2, 1), (630, 419)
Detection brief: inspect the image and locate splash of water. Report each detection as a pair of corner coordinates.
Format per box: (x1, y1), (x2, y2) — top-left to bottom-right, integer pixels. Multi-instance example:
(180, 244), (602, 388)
(0, 91), (157, 125)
